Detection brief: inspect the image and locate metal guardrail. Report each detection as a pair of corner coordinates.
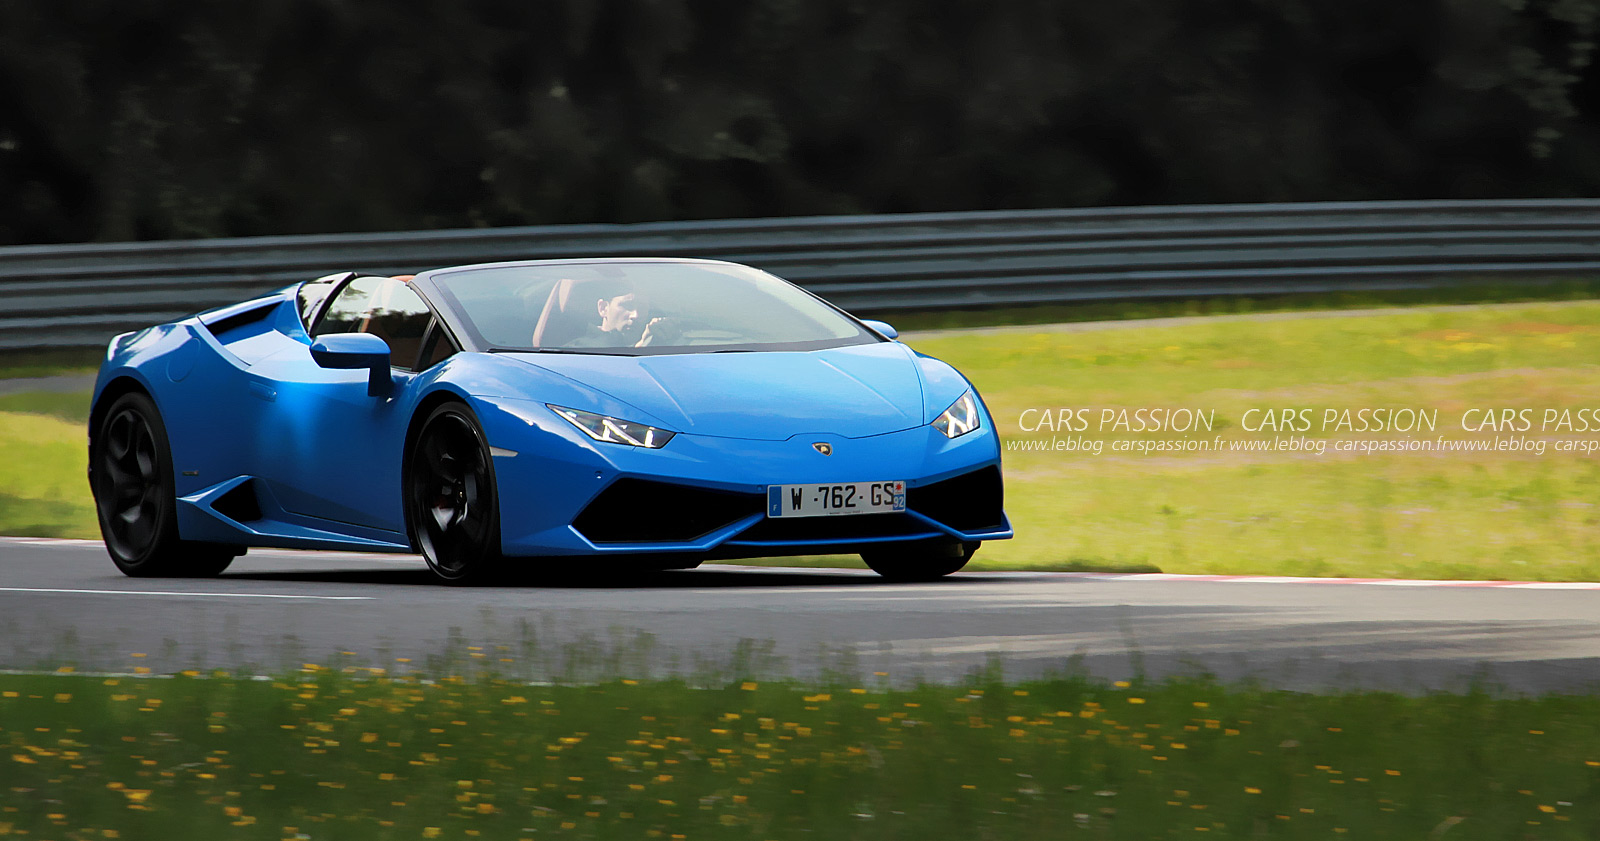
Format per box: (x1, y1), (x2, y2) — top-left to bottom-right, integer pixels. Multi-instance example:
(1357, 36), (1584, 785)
(5, 198), (1600, 350)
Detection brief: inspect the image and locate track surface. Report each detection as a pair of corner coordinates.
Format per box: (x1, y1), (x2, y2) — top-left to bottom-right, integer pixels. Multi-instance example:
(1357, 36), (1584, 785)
(4, 539), (1600, 693)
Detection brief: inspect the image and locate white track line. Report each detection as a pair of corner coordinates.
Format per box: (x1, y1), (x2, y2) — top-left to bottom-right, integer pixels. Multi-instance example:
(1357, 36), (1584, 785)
(0, 586), (372, 601)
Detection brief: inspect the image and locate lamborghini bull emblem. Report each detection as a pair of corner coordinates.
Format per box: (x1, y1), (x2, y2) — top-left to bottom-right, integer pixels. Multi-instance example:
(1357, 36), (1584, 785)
(812, 442), (833, 456)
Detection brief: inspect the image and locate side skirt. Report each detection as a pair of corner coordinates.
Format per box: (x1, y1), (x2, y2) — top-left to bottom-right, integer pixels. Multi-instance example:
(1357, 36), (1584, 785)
(176, 476), (412, 553)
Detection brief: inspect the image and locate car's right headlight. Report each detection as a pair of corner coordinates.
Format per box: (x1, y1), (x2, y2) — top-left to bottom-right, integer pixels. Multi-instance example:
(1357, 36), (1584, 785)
(548, 405), (676, 448)
(931, 391), (980, 439)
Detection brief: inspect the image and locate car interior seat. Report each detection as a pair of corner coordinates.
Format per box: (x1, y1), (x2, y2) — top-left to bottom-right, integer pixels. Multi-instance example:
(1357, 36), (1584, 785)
(530, 278), (602, 347)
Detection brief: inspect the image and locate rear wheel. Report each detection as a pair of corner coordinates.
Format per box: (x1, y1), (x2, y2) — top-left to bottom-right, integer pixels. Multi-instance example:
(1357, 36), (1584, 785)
(91, 392), (237, 577)
(861, 539), (977, 581)
(408, 403), (503, 584)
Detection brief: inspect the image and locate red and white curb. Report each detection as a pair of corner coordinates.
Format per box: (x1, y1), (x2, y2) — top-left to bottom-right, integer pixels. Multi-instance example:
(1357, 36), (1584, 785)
(7, 536), (1600, 590)
(714, 566), (1600, 590)
(963, 571), (1600, 590)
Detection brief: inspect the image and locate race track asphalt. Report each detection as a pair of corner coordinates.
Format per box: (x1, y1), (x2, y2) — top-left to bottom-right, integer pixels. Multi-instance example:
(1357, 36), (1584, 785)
(3, 537), (1599, 693)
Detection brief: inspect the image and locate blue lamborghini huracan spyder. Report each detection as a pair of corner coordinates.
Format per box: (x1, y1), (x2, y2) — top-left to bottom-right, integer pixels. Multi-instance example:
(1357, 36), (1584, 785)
(88, 259), (1011, 583)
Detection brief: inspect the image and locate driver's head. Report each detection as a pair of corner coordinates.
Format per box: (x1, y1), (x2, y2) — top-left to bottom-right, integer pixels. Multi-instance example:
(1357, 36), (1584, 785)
(592, 278), (644, 333)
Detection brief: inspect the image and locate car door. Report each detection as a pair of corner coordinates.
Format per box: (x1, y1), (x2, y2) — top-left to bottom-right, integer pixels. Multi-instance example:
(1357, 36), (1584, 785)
(250, 275), (443, 534)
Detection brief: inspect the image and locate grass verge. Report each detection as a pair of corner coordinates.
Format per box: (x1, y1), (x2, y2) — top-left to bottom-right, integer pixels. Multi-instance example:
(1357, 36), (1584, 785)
(0, 347), (101, 380)
(918, 299), (1600, 579)
(1, 668), (1597, 840)
(0, 390), (91, 425)
(882, 276), (1600, 331)
(0, 410), (94, 538)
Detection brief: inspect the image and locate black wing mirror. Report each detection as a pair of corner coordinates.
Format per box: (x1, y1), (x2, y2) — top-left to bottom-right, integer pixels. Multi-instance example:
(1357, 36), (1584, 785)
(311, 333), (393, 396)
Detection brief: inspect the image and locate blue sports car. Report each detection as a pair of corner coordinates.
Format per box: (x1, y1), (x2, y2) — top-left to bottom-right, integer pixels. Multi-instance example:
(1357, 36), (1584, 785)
(88, 258), (1012, 583)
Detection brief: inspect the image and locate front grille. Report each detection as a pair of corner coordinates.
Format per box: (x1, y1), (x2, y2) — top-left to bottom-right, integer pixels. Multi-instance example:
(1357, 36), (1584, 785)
(907, 466), (1004, 531)
(732, 513), (933, 544)
(573, 479), (763, 544)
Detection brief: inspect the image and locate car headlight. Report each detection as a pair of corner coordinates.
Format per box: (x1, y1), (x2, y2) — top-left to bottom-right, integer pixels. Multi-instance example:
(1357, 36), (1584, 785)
(931, 391), (981, 439)
(548, 405), (676, 448)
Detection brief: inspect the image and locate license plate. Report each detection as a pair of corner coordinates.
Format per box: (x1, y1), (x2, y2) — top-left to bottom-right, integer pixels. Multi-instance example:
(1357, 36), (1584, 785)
(767, 481), (906, 518)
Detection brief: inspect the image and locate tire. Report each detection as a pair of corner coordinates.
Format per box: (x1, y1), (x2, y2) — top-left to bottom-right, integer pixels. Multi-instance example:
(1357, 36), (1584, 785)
(91, 392), (238, 577)
(861, 539), (978, 581)
(407, 402), (504, 585)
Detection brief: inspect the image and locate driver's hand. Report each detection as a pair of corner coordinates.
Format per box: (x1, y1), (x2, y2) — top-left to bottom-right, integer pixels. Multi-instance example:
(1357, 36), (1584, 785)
(635, 317), (680, 347)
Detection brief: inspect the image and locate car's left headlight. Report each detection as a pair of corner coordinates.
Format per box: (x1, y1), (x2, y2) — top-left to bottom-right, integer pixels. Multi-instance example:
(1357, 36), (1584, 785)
(548, 405), (676, 448)
(931, 391), (981, 439)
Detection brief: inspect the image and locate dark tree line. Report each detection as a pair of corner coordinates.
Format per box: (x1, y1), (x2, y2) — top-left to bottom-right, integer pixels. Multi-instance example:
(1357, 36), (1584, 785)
(1, 0), (1598, 245)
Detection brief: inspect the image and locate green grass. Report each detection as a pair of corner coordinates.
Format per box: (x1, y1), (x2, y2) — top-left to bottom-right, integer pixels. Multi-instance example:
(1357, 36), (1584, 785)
(0, 409), (94, 538)
(882, 276), (1600, 332)
(0, 347), (101, 379)
(0, 390), (91, 424)
(904, 299), (1600, 579)
(2, 668), (1599, 840)
(7, 299), (1600, 579)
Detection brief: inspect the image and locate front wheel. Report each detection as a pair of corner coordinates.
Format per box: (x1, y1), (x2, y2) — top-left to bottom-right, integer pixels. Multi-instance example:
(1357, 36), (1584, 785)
(407, 403), (503, 584)
(91, 392), (238, 577)
(861, 539), (978, 581)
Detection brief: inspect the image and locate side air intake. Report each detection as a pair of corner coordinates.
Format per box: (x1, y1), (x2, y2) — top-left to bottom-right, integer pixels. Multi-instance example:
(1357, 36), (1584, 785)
(212, 480), (264, 524)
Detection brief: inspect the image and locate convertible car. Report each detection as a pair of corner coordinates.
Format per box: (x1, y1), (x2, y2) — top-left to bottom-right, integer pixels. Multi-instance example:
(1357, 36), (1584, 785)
(88, 258), (1011, 583)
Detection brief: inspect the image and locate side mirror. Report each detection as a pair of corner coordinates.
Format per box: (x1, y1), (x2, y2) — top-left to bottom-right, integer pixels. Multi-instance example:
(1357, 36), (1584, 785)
(311, 333), (393, 396)
(861, 319), (899, 340)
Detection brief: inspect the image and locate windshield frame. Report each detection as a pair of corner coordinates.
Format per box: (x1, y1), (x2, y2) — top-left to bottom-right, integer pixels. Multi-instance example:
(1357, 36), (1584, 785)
(412, 258), (886, 356)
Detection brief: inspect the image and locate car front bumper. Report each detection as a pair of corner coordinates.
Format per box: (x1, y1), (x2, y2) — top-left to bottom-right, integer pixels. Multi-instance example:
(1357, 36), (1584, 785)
(476, 398), (1012, 559)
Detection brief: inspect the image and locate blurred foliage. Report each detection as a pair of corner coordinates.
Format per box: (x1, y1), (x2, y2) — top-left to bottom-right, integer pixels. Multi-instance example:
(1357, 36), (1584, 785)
(2, 0), (1600, 245)
(6, 669), (1600, 840)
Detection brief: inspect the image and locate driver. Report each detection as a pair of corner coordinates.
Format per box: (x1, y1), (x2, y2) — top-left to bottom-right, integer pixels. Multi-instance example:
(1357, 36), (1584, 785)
(568, 279), (680, 348)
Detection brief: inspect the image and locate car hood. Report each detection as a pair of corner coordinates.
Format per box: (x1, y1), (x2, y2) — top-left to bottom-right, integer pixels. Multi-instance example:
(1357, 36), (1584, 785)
(499, 342), (925, 440)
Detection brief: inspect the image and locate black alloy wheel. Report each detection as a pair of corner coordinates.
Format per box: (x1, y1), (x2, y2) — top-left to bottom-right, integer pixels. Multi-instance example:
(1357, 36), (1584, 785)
(860, 539), (978, 581)
(408, 403), (503, 584)
(92, 392), (235, 577)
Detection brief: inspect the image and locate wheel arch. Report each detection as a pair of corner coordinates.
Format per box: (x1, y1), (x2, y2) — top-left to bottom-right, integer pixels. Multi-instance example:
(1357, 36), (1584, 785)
(87, 376), (156, 488)
(399, 387), (479, 552)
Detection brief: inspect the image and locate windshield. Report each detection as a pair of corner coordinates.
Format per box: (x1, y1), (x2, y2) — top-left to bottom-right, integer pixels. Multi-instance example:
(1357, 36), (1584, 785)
(429, 261), (878, 354)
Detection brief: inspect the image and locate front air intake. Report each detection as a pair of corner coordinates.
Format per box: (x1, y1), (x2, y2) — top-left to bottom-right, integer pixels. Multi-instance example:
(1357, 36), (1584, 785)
(907, 466), (1004, 531)
(573, 479), (764, 544)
